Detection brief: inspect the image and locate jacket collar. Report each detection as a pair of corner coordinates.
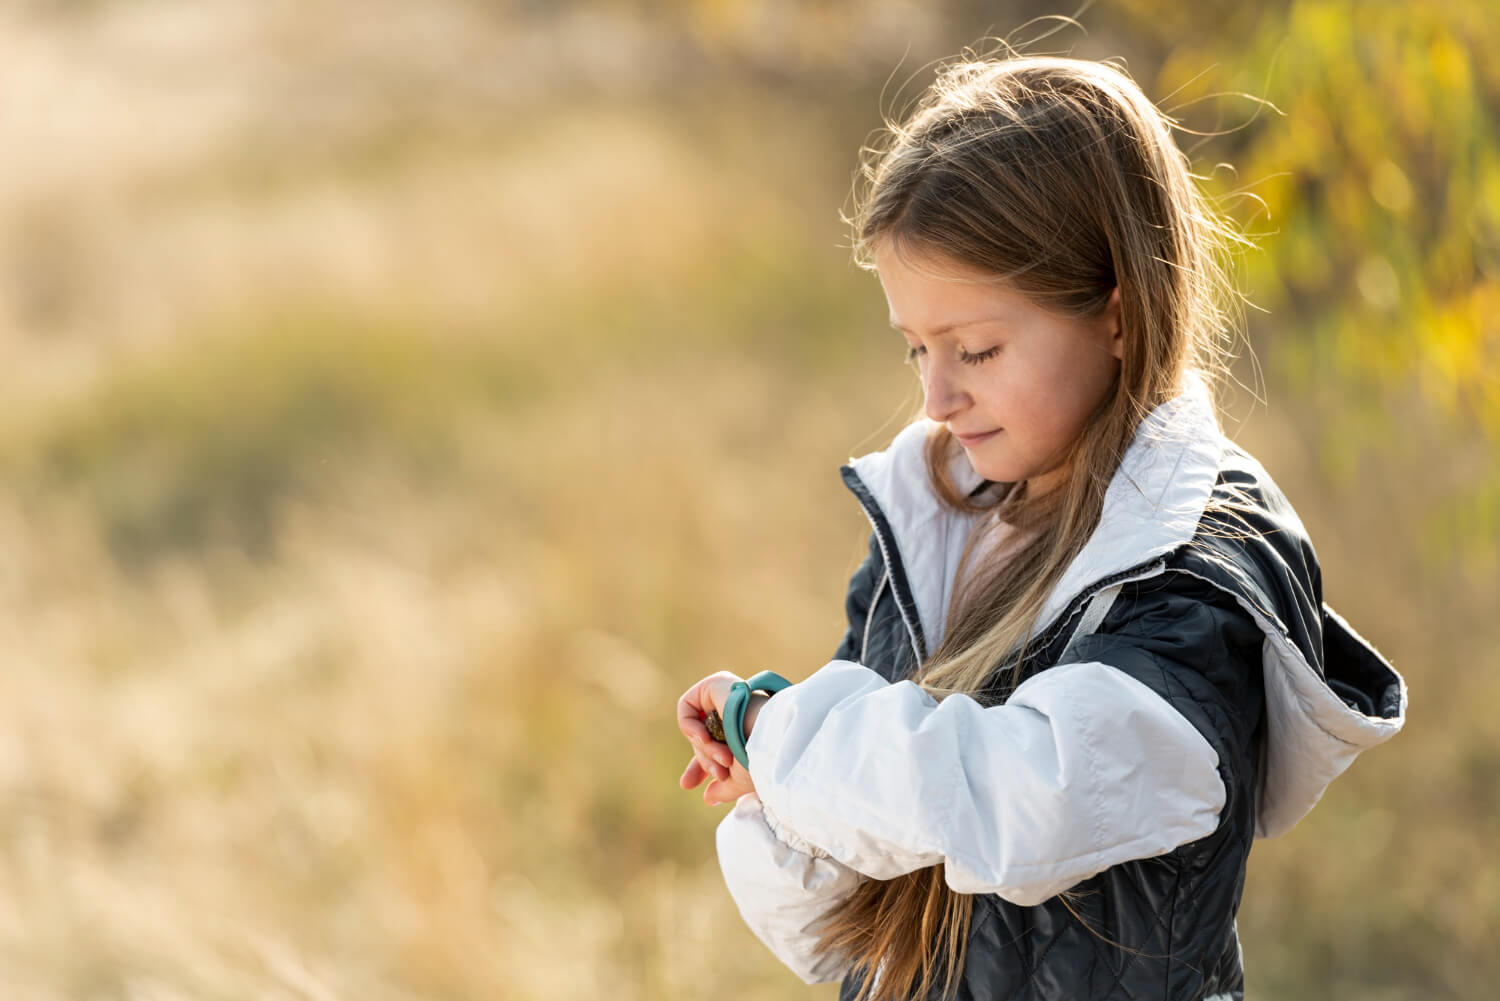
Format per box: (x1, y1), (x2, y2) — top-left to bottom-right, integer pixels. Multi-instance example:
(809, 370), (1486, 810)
(840, 372), (1224, 657)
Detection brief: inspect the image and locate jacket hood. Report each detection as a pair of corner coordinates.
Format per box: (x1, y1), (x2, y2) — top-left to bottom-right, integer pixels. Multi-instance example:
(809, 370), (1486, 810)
(838, 372), (1408, 839)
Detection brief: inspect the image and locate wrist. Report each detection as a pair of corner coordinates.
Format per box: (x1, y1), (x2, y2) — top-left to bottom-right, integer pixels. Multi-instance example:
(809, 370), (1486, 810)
(722, 671), (793, 770)
(742, 691), (772, 742)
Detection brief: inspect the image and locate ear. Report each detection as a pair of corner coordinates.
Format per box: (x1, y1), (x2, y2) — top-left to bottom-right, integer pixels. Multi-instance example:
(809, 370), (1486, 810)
(1104, 286), (1124, 360)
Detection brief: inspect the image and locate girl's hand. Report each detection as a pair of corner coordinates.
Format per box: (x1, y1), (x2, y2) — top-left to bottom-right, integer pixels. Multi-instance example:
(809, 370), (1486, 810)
(676, 672), (762, 805)
(681, 752), (756, 806)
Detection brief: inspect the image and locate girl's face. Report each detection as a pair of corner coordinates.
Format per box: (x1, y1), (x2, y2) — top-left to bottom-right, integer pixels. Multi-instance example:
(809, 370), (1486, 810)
(874, 245), (1124, 498)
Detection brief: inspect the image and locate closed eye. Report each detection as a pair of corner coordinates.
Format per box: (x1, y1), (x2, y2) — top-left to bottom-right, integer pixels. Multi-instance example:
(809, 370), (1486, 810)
(906, 344), (1000, 365)
(959, 345), (1000, 365)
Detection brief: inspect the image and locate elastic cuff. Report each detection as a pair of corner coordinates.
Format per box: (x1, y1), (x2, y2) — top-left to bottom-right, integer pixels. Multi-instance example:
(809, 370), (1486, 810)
(759, 798), (832, 859)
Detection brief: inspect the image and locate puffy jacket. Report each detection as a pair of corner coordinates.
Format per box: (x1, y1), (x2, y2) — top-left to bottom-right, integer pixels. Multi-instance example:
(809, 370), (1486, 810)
(715, 373), (1408, 1000)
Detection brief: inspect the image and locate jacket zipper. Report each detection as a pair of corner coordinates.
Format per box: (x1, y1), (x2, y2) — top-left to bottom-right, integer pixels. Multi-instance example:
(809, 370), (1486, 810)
(841, 465), (927, 668)
(860, 567), (888, 664)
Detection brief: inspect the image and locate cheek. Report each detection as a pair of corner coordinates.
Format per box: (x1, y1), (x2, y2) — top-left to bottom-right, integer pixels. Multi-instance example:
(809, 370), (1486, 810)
(1011, 357), (1102, 443)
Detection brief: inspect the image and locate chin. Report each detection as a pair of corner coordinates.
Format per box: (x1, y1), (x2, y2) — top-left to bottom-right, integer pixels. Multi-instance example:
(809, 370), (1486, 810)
(969, 461), (1024, 484)
(967, 454), (1047, 488)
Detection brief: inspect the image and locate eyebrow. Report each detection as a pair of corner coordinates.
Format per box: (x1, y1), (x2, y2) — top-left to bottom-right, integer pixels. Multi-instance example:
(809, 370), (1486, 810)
(888, 317), (1005, 337)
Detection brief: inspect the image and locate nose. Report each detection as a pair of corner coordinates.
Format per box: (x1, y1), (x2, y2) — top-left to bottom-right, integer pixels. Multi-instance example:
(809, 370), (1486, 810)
(921, 353), (969, 425)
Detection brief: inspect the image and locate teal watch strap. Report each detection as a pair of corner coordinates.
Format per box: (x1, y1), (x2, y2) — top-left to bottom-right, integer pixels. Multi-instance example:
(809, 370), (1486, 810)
(723, 671), (793, 770)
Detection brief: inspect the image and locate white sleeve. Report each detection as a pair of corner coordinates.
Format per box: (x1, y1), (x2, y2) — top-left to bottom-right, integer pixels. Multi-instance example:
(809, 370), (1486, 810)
(715, 792), (867, 984)
(744, 659), (1226, 907)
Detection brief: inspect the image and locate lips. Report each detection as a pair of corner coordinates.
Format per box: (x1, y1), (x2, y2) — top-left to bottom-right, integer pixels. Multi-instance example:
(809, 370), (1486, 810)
(952, 428), (1000, 446)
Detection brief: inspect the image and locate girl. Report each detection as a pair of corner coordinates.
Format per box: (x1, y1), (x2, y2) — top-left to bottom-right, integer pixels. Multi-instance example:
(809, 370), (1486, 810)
(674, 52), (1407, 1001)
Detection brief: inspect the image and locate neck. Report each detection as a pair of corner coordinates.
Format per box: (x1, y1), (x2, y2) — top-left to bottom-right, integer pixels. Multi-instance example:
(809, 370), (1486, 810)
(1024, 464), (1069, 502)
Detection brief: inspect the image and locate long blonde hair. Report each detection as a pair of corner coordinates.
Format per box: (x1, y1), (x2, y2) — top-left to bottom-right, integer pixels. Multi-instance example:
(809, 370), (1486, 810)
(815, 46), (1253, 1001)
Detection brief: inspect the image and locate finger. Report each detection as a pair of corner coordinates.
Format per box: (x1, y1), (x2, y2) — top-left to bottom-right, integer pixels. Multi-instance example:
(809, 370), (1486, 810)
(704, 738), (733, 770)
(677, 672), (744, 739)
(693, 741), (730, 783)
(681, 757), (706, 790)
(707, 775), (754, 807)
(676, 686), (713, 744)
(705, 777), (747, 806)
(681, 722), (732, 772)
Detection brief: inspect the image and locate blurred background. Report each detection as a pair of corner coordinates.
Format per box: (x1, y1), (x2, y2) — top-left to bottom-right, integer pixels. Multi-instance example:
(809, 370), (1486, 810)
(0, 0), (1494, 998)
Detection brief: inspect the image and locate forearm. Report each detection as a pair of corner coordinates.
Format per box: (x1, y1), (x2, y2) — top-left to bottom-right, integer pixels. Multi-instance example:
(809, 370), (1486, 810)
(744, 658), (1226, 905)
